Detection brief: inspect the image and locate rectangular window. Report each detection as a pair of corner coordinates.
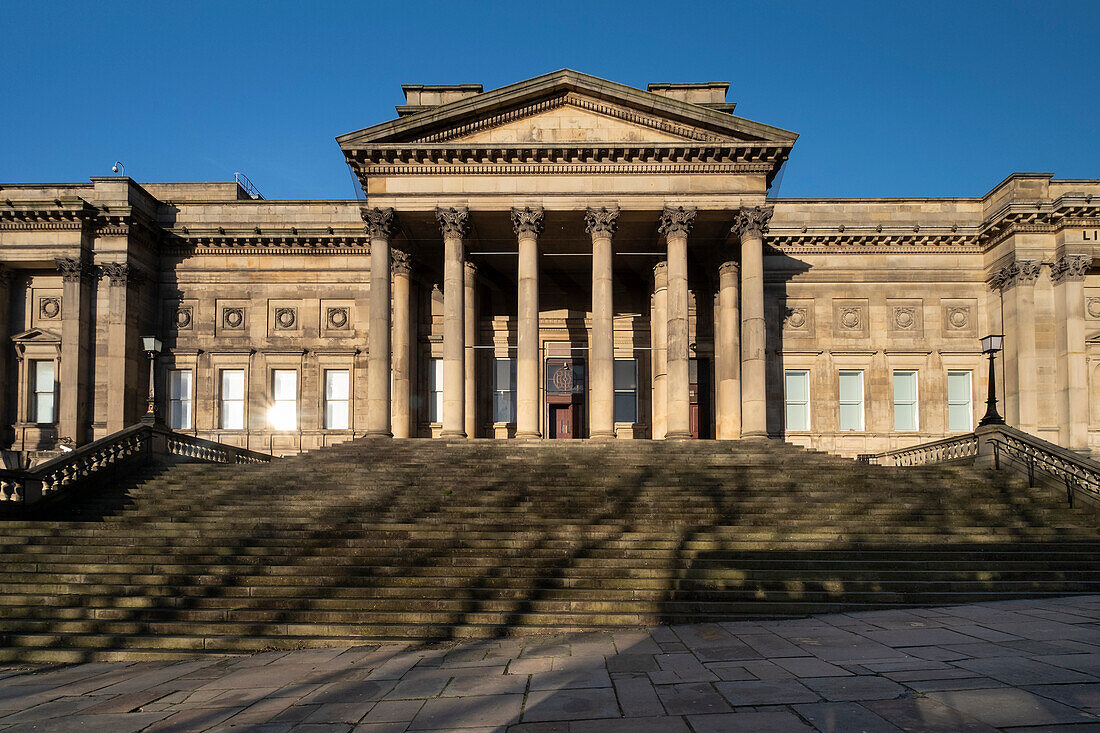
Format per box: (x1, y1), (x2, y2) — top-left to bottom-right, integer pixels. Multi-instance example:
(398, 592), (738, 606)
(31, 360), (56, 424)
(614, 359), (638, 423)
(220, 369), (246, 430)
(893, 370), (919, 431)
(784, 369), (810, 431)
(838, 369), (864, 431)
(168, 369), (193, 430)
(270, 369), (297, 431)
(947, 370), (973, 432)
(324, 370), (350, 430)
(493, 358), (516, 423)
(428, 359), (443, 423)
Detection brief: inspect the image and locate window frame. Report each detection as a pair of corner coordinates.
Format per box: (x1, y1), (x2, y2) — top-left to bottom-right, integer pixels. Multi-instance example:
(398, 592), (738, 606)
(428, 358), (443, 424)
(838, 369), (865, 432)
(613, 358), (638, 424)
(947, 370), (973, 433)
(219, 368), (247, 431)
(30, 359), (56, 425)
(270, 369), (298, 431)
(784, 369), (811, 432)
(492, 357), (517, 424)
(167, 368), (193, 431)
(892, 369), (919, 432)
(323, 369), (351, 430)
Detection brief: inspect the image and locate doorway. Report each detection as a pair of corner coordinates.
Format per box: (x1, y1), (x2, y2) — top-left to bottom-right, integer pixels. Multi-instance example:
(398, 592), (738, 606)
(545, 355), (585, 439)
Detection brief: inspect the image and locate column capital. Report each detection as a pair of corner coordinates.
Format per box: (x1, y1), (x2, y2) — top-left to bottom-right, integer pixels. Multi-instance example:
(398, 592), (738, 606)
(584, 206), (620, 238)
(362, 207), (398, 239)
(658, 206), (697, 238)
(652, 260), (668, 287)
(719, 260), (740, 278)
(510, 206), (545, 238)
(1051, 254), (1091, 283)
(436, 206), (471, 239)
(989, 259), (1041, 291)
(391, 248), (413, 276)
(464, 260), (478, 278)
(98, 262), (146, 288)
(54, 256), (94, 283)
(730, 205), (774, 238)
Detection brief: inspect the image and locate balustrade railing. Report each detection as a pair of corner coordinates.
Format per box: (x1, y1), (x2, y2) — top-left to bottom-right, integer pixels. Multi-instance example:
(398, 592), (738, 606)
(862, 433), (979, 467)
(0, 424), (271, 506)
(863, 424), (1100, 510)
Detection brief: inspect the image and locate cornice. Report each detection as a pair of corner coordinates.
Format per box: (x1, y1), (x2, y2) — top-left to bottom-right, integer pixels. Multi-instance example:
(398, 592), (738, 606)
(163, 232), (371, 255)
(0, 198), (97, 228)
(765, 230), (982, 254)
(348, 143), (791, 170)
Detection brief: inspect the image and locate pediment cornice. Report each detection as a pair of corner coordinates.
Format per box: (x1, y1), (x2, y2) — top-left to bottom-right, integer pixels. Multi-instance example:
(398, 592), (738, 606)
(338, 70), (797, 149)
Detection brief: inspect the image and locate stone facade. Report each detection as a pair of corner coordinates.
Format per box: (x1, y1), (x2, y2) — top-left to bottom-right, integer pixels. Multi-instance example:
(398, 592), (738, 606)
(1, 70), (1097, 460)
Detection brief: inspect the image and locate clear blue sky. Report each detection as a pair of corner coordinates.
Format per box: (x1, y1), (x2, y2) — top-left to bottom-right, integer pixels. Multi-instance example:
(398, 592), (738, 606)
(2, 1), (1097, 200)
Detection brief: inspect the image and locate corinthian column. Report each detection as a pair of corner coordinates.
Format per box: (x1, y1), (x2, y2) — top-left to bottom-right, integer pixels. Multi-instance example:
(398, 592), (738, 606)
(1052, 254), (1092, 451)
(651, 261), (668, 439)
(391, 248), (412, 438)
(363, 207), (397, 438)
(100, 262), (145, 434)
(437, 207), (470, 439)
(716, 260), (741, 440)
(732, 205), (773, 439)
(659, 206), (696, 440)
(512, 207), (545, 438)
(464, 260), (478, 438)
(585, 207), (619, 440)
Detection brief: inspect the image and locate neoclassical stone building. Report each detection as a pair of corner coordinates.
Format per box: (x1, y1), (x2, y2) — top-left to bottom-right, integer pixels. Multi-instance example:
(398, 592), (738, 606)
(1, 70), (1097, 461)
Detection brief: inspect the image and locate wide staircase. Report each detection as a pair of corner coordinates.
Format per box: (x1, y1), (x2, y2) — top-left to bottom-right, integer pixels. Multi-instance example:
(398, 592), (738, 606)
(0, 438), (1097, 661)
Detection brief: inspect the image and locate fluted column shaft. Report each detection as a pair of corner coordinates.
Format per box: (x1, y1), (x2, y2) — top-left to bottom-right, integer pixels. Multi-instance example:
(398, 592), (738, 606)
(717, 260), (741, 439)
(651, 262), (668, 439)
(437, 207), (470, 439)
(464, 261), (478, 438)
(512, 208), (544, 439)
(733, 206), (773, 439)
(363, 208), (397, 438)
(391, 250), (412, 438)
(660, 207), (696, 440)
(585, 207), (619, 440)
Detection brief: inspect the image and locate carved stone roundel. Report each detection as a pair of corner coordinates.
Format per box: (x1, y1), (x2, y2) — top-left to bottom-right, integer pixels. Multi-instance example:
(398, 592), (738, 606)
(785, 308), (807, 329)
(894, 307), (916, 330)
(39, 297), (60, 320)
(1088, 297), (1100, 319)
(840, 307), (861, 330)
(176, 307), (192, 329)
(275, 307), (296, 330)
(223, 307), (244, 329)
(947, 307), (969, 329)
(328, 307), (349, 329)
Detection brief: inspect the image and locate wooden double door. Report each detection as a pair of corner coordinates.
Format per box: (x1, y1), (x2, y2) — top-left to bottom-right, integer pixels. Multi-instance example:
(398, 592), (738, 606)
(546, 357), (585, 439)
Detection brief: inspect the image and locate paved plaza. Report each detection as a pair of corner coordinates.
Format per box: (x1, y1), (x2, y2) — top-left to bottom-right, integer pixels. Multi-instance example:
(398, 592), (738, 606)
(1, 597), (1099, 732)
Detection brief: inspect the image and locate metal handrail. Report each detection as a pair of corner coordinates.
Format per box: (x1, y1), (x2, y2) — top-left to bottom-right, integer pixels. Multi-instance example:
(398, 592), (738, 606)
(988, 436), (1100, 508)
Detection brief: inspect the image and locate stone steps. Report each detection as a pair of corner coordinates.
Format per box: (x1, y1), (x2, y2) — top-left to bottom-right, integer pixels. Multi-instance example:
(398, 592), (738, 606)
(0, 437), (1096, 660)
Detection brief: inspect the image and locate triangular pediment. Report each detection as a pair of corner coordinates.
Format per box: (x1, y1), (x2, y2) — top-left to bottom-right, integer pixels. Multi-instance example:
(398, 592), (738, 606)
(11, 328), (60, 344)
(337, 69), (797, 148)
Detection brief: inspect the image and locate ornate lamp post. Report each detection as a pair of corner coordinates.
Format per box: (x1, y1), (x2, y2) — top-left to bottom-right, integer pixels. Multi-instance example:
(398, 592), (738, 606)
(978, 334), (1005, 426)
(141, 336), (162, 426)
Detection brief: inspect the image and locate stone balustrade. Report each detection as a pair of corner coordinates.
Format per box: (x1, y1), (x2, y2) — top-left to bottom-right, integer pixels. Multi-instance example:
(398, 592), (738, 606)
(0, 424), (271, 507)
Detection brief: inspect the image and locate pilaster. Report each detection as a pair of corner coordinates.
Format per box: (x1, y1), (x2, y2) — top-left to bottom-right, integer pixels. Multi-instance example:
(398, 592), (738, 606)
(1051, 254), (1092, 450)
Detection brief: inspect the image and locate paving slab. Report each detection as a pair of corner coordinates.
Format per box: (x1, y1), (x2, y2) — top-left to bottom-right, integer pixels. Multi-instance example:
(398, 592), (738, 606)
(521, 687), (618, 722)
(793, 701), (905, 732)
(800, 675), (908, 701)
(955, 656), (1100, 685)
(687, 709), (815, 732)
(714, 679), (819, 705)
(925, 687), (1100, 727)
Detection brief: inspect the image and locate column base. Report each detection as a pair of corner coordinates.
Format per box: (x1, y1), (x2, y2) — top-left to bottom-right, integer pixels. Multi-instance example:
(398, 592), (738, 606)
(515, 431), (541, 440)
(589, 430), (616, 441)
(664, 431), (692, 440)
(363, 430), (393, 439)
(439, 430), (467, 439)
